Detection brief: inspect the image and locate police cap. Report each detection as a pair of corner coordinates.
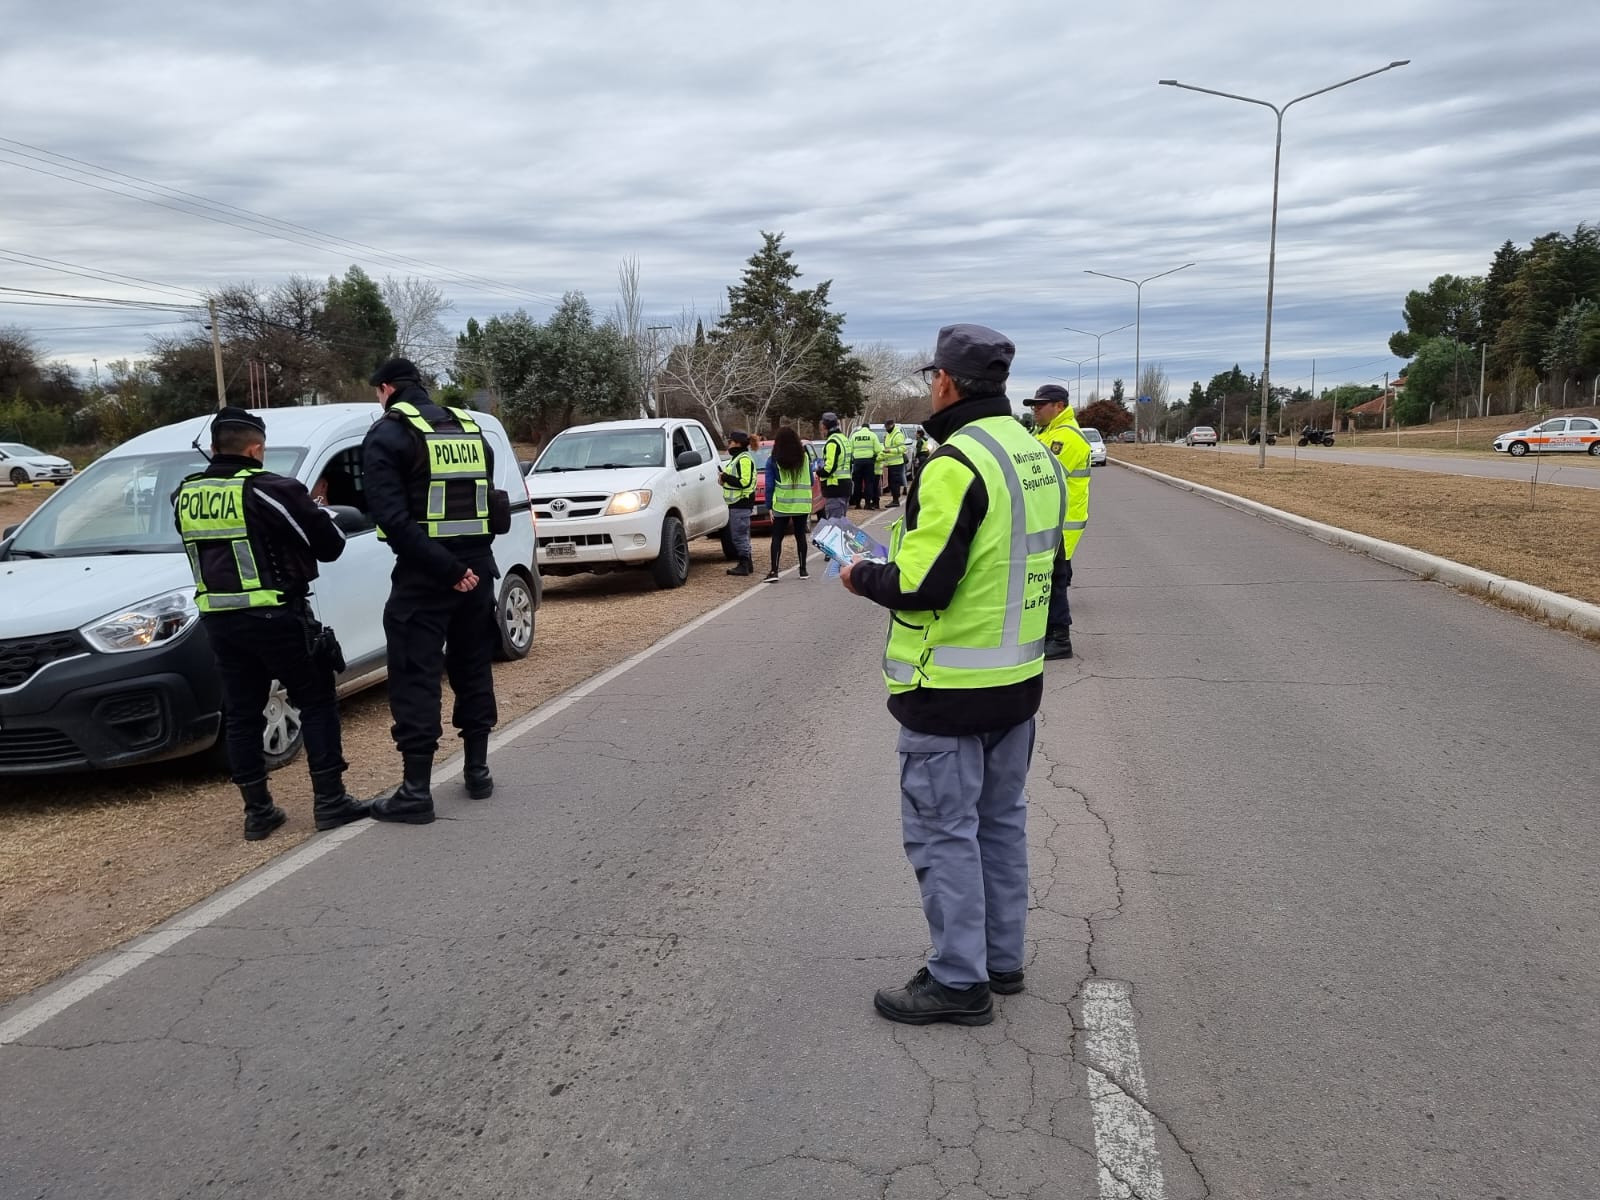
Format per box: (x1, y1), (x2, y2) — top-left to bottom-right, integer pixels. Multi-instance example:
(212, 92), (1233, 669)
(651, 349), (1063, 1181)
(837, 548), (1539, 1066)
(369, 357), (420, 387)
(820, 411), (841, 429)
(726, 429), (751, 446)
(211, 406), (266, 437)
(1023, 384), (1071, 408)
(919, 323), (1014, 383)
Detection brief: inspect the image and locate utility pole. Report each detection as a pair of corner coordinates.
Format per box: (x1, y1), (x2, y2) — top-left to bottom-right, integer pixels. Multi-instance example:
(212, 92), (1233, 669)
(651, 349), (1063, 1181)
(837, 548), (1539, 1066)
(1478, 343), (1487, 418)
(1382, 371), (1388, 431)
(1310, 359), (1317, 433)
(207, 299), (227, 410)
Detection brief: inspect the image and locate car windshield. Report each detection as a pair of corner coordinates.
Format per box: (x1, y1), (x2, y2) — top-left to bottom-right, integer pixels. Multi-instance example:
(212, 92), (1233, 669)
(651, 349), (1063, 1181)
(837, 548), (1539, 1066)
(533, 429), (664, 472)
(1, 442), (45, 457)
(1082, 429), (1104, 443)
(5, 447), (305, 559)
(752, 447), (772, 467)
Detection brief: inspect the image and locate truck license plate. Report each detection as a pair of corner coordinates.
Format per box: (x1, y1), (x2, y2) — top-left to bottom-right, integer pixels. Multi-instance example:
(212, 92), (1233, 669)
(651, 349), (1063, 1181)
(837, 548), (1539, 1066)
(546, 542), (577, 558)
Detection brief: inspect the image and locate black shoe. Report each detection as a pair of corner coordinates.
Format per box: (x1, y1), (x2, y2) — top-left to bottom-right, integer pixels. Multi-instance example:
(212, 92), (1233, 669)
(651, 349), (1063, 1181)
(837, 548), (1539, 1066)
(310, 768), (372, 831)
(988, 968), (1025, 995)
(463, 732), (494, 799)
(798, 566), (809, 579)
(727, 558), (753, 577)
(1042, 634), (1073, 661)
(240, 778), (287, 842)
(874, 967), (993, 1026)
(763, 570), (779, 583)
(372, 754), (435, 824)
(888, 499), (900, 508)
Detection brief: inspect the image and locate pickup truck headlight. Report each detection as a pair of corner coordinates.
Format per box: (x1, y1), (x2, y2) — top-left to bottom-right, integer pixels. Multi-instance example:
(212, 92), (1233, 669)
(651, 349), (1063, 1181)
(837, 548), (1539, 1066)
(604, 489), (652, 516)
(80, 588), (199, 653)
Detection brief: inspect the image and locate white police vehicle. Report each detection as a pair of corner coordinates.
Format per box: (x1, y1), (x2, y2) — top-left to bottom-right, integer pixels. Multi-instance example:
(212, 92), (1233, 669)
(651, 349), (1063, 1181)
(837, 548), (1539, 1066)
(0, 404), (539, 776)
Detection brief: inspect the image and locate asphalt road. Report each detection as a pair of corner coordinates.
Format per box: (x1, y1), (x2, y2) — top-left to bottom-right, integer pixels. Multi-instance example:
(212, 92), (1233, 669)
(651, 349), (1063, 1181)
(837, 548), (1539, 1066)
(4, 473), (1598, 1199)
(1208, 440), (1600, 488)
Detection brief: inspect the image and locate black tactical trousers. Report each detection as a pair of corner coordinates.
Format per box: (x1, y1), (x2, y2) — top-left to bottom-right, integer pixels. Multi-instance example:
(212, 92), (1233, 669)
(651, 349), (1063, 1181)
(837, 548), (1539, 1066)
(205, 609), (344, 784)
(384, 560), (499, 756)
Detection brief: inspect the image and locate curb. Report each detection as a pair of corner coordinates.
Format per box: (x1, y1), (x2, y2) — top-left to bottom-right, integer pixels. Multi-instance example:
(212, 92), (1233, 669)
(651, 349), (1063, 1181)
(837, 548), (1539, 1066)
(1112, 458), (1600, 637)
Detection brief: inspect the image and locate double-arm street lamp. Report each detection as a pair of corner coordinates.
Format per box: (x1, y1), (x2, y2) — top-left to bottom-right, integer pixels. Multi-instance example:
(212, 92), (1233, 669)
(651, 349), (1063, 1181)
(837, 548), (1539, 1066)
(1083, 264), (1195, 442)
(1049, 355), (1095, 405)
(1159, 60), (1410, 467)
(1060, 322), (1133, 406)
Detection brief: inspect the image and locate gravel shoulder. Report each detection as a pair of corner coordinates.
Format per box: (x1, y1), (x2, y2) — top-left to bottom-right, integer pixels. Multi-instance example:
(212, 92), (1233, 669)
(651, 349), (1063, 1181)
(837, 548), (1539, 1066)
(0, 536), (754, 1004)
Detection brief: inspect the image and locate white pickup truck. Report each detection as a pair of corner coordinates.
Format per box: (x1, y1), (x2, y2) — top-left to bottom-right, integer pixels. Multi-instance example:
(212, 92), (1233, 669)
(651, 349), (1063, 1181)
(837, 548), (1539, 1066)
(523, 417), (729, 588)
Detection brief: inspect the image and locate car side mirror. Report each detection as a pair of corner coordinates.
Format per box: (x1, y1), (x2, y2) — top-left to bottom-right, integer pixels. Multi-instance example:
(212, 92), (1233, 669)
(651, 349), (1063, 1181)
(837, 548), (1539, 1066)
(675, 450), (703, 470)
(326, 504), (374, 535)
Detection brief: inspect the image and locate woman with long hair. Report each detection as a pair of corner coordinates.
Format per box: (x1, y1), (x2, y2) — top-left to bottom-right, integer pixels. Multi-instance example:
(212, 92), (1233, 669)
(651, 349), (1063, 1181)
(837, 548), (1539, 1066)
(763, 426), (812, 582)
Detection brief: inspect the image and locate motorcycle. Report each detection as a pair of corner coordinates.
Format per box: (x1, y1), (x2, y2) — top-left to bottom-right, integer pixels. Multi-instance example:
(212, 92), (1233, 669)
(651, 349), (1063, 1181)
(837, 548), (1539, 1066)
(1247, 428), (1277, 446)
(1297, 424), (1335, 447)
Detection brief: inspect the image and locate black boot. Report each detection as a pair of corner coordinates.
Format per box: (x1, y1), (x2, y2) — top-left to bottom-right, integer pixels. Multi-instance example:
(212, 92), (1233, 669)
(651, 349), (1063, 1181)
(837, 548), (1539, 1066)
(240, 778), (287, 842)
(726, 557), (753, 577)
(310, 768), (372, 831)
(1042, 629), (1073, 660)
(464, 732), (493, 799)
(874, 967), (992, 1026)
(371, 754), (435, 824)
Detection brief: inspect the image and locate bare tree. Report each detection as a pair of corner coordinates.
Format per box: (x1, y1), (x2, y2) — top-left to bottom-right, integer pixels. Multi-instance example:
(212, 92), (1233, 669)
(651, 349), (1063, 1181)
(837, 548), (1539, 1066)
(655, 308), (759, 438)
(610, 255), (656, 416)
(744, 322), (824, 434)
(855, 342), (927, 425)
(382, 276), (454, 377)
(1137, 362), (1171, 442)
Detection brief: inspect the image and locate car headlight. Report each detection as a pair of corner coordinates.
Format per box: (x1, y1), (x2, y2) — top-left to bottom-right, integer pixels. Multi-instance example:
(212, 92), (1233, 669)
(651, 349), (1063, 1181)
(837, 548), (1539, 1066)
(80, 588), (199, 654)
(604, 489), (652, 516)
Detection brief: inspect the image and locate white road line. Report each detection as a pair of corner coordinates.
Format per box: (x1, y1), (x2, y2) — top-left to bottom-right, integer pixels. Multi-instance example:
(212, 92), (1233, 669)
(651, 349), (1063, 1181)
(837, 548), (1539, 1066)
(0, 553), (827, 1046)
(1083, 979), (1168, 1200)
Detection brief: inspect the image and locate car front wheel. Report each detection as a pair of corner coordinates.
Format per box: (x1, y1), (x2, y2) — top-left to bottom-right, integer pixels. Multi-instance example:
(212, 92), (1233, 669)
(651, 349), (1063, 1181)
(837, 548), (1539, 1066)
(1509, 441), (1529, 457)
(651, 516), (689, 589)
(9, 467), (28, 485)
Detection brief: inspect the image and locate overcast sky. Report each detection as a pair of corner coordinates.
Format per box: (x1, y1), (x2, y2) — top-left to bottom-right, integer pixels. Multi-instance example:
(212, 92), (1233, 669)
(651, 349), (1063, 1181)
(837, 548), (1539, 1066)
(3, 0), (1597, 406)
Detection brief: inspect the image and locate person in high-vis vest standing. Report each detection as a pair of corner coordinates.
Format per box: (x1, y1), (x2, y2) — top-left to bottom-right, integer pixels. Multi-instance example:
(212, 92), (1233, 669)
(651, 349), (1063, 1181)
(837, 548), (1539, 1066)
(364, 358), (501, 824)
(763, 425), (813, 580)
(1022, 384), (1091, 660)
(172, 407), (369, 841)
(850, 422), (883, 510)
(818, 412), (853, 519)
(880, 419), (908, 507)
(842, 324), (1066, 1026)
(718, 429), (757, 577)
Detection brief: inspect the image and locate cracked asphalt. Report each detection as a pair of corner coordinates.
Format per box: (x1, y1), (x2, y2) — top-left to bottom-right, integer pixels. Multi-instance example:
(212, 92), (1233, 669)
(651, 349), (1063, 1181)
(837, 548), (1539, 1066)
(4, 468), (1599, 1199)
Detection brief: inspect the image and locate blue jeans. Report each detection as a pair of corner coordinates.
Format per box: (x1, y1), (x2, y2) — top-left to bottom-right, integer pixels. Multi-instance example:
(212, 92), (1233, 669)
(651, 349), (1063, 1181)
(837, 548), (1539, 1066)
(896, 719), (1036, 988)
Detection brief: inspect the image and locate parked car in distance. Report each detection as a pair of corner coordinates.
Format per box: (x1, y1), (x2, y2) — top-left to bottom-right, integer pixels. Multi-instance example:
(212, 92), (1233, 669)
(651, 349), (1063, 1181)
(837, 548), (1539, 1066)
(748, 444), (825, 533)
(1080, 427), (1107, 467)
(524, 417), (727, 588)
(1116, 430), (1137, 443)
(1186, 426), (1218, 447)
(1493, 416), (1600, 456)
(0, 442), (75, 486)
(0, 404), (539, 776)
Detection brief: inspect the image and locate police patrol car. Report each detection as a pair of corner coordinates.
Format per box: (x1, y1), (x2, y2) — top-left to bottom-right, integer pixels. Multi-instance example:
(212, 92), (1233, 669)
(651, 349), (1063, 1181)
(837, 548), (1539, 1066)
(1492, 416), (1600, 457)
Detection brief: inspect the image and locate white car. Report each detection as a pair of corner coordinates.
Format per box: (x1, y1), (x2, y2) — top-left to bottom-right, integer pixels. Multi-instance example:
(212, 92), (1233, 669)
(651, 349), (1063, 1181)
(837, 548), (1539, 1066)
(1492, 416), (1600, 456)
(1080, 426), (1108, 466)
(524, 417), (728, 588)
(0, 404), (539, 776)
(0, 442), (75, 486)
(1186, 426), (1218, 447)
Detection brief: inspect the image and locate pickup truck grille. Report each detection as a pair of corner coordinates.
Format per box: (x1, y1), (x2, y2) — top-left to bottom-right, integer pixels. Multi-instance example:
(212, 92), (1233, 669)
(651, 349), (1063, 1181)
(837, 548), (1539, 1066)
(532, 494), (610, 521)
(0, 632), (85, 690)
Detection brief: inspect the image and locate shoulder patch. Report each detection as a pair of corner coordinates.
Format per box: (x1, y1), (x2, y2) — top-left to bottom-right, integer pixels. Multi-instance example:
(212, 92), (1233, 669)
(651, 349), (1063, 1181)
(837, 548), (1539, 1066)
(1050, 440), (1064, 454)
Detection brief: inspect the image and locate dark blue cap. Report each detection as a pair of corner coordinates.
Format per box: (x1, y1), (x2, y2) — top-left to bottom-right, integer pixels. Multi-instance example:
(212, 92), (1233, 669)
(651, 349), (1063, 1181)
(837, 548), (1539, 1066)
(726, 430), (750, 446)
(919, 323), (1014, 383)
(212, 406), (266, 436)
(1024, 384), (1071, 407)
(369, 357), (420, 387)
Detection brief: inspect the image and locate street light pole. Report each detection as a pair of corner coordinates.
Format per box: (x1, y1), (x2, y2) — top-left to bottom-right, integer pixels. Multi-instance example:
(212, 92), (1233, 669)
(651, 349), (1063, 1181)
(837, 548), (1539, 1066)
(1160, 60), (1410, 467)
(1084, 264), (1195, 442)
(1049, 355), (1094, 406)
(1062, 322), (1133, 407)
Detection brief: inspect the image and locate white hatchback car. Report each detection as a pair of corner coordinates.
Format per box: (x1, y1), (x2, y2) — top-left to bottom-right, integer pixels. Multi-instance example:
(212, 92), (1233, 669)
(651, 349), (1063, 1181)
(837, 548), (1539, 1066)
(1080, 427), (1108, 466)
(0, 404), (539, 776)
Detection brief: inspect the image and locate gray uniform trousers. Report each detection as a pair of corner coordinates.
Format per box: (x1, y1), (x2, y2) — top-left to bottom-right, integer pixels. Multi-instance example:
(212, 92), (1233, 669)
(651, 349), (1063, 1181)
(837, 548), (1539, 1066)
(728, 507), (752, 559)
(897, 718), (1035, 988)
(823, 495), (850, 520)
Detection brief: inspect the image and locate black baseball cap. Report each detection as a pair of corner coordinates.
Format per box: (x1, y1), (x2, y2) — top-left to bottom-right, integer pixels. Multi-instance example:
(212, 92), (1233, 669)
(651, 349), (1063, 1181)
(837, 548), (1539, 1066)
(726, 430), (750, 446)
(369, 357), (420, 387)
(211, 406), (266, 436)
(1023, 384), (1071, 408)
(919, 323), (1015, 383)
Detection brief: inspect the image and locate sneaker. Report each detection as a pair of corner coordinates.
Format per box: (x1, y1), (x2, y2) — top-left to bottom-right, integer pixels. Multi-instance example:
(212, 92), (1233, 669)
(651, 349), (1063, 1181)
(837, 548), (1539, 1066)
(798, 568), (809, 580)
(763, 570), (779, 583)
(988, 968), (1025, 995)
(874, 967), (993, 1026)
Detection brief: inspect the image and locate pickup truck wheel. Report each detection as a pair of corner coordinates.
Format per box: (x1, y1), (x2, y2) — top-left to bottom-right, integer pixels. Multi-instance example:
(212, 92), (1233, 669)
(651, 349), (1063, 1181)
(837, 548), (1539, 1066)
(651, 516), (690, 589)
(493, 570), (536, 661)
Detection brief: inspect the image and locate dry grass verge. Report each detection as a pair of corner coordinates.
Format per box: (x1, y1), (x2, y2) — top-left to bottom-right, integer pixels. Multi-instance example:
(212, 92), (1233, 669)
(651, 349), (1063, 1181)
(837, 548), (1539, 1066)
(1116, 446), (1600, 608)
(0, 538), (761, 1004)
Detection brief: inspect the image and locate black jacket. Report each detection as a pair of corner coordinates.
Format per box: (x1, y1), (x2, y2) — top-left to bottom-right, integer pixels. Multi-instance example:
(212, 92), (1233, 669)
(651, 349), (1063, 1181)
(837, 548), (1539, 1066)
(177, 453), (345, 602)
(362, 384), (498, 587)
(850, 393), (1042, 737)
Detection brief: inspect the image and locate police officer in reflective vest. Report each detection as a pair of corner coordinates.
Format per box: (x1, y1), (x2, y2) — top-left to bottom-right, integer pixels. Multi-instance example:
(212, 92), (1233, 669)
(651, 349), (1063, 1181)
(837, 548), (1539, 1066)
(818, 412), (853, 519)
(719, 429), (756, 577)
(842, 324), (1066, 1026)
(880, 419), (908, 507)
(850, 422), (883, 509)
(1023, 384), (1091, 660)
(172, 407), (369, 841)
(364, 358), (500, 823)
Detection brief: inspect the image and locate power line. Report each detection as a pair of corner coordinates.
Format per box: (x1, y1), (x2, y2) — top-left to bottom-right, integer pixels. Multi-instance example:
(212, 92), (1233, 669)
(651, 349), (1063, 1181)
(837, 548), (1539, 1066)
(0, 286), (199, 312)
(0, 139), (565, 308)
(0, 249), (204, 302)
(22, 318), (190, 333)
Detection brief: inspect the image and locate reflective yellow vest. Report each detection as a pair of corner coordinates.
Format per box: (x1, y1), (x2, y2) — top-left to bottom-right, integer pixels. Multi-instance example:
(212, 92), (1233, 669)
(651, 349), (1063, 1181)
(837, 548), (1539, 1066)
(721, 450), (756, 504)
(1036, 408), (1092, 559)
(174, 469), (285, 613)
(882, 417), (1066, 693)
(381, 401), (492, 540)
(770, 461), (812, 515)
(851, 426), (882, 461)
(823, 431), (853, 486)
(881, 427), (907, 467)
